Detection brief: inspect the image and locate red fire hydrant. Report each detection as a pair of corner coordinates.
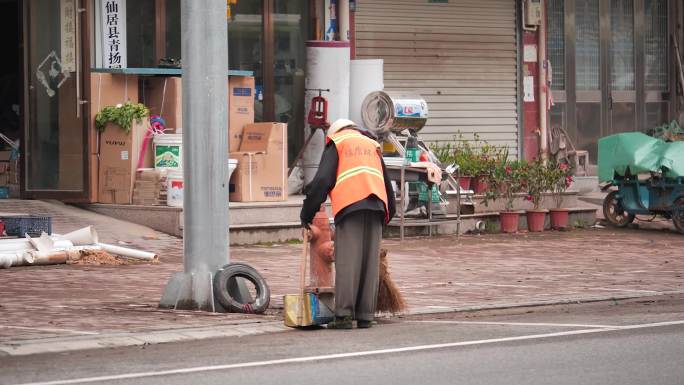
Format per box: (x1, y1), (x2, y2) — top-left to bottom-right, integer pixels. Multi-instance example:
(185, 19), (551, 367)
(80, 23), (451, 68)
(308, 206), (334, 289)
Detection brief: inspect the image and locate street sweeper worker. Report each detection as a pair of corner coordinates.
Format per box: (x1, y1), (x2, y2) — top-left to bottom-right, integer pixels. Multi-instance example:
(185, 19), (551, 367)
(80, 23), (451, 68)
(300, 118), (396, 329)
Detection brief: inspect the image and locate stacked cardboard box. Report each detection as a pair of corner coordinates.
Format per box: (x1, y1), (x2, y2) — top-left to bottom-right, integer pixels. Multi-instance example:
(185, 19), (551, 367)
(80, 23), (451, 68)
(98, 119), (153, 204)
(141, 75), (255, 149)
(90, 72), (140, 203)
(142, 77), (182, 133)
(228, 76), (256, 152)
(132, 169), (167, 206)
(229, 123), (288, 202)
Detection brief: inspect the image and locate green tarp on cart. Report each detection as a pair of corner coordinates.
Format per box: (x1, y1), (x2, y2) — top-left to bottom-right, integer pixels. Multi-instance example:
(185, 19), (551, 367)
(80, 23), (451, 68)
(598, 132), (684, 182)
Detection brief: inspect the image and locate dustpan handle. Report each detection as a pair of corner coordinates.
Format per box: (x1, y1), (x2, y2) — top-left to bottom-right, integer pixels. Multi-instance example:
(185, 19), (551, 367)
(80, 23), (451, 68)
(297, 229), (309, 323)
(299, 229), (309, 296)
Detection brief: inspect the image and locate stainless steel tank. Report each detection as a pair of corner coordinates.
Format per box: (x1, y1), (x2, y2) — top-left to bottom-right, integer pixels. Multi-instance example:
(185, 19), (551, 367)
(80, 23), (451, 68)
(360, 91), (428, 137)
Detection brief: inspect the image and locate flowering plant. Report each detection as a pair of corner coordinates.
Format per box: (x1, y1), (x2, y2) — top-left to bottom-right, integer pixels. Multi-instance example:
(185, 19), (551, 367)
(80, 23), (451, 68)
(547, 160), (574, 208)
(482, 159), (527, 211)
(523, 159), (554, 210)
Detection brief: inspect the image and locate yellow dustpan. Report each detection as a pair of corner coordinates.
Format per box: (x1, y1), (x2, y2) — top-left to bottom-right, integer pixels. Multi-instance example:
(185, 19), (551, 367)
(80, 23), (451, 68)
(283, 230), (334, 327)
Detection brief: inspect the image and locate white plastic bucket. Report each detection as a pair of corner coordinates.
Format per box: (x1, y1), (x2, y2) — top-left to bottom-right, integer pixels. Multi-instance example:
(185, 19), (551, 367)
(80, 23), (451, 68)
(166, 160), (238, 207)
(228, 159), (238, 181)
(167, 169), (184, 207)
(154, 134), (183, 170)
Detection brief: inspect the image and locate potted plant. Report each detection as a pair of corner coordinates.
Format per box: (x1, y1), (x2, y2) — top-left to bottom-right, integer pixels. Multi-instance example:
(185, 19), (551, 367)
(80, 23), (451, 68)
(484, 159), (526, 233)
(524, 159), (551, 232)
(431, 135), (477, 190)
(547, 160), (574, 229)
(95, 102), (150, 133)
(473, 141), (508, 195)
(451, 134), (478, 190)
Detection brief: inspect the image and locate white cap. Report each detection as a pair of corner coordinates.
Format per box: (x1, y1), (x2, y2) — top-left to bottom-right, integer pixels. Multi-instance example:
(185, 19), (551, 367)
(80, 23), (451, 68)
(327, 119), (357, 136)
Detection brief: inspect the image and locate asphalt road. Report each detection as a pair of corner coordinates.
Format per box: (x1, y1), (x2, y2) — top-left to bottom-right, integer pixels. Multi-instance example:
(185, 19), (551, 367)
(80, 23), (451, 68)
(3, 296), (684, 385)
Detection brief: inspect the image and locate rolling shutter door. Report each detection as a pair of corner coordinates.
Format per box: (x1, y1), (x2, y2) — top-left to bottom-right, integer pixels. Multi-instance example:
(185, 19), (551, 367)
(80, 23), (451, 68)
(355, 0), (519, 156)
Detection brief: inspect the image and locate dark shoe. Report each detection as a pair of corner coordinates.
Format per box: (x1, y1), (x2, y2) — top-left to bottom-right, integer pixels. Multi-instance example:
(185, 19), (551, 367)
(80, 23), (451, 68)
(327, 316), (353, 329)
(356, 320), (376, 329)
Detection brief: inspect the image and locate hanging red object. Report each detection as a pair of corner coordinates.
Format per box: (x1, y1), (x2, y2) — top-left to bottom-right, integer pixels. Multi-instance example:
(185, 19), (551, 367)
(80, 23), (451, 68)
(307, 94), (329, 129)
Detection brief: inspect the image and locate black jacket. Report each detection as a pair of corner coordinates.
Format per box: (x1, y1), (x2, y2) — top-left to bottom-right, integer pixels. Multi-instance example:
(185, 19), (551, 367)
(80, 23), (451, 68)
(300, 130), (396, 225)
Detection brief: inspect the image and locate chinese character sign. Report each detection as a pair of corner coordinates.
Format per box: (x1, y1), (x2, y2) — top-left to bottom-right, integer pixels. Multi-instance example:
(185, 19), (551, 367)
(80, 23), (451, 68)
(60, 0), (76, 72)
(101, 0), (127, 68)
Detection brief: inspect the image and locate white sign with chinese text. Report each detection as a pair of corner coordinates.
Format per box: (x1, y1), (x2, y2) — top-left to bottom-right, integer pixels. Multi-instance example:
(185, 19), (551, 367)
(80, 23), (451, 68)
(523, 76), (535, 102)
(60, 0), (76, 72)
(524, 44), (538, 63)
(100, 0), (127, 68)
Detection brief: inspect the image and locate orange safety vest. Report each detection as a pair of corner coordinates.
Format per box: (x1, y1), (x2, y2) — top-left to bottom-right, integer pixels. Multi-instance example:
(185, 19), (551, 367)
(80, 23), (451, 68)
(326, 129), (389, 223)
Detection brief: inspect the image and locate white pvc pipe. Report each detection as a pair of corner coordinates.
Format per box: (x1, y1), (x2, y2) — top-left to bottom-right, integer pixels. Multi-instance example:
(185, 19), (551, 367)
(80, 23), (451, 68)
(0, 252), (33, 269)
(0, 239), (74, 253)
(61, 226), (99, 246)
(339, 0), (349, 41)
(26, 250), (70, 266)
(97, 243), (157, 260)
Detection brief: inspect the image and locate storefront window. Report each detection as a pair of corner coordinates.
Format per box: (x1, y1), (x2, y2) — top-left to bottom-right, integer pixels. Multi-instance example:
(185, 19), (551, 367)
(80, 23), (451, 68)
(229, 1), (264, 122)
(644, 0), (667, 90)
(163, 0), (263, 121)
(166, 0), (181, 60)
(610, 0), (635, 91)
(575, 0), (600, 90)
(274, 0), (308, 162)
(547, 0), (565, 91)
(126, 0), (156, 68)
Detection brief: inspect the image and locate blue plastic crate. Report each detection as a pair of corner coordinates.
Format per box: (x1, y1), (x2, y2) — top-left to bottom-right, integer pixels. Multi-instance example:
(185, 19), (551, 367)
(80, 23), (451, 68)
(0, 186), (8, 199)
(0, 215), (52, 237)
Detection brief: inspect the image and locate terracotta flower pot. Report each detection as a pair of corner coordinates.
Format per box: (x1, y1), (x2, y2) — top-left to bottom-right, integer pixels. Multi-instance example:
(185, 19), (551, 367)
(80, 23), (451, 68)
(549, 208), (570, 230)
(459, 176), (473, 191)
(473, 175), (488, 194)
(526, 209), (548, 232)
(500, 211), (520, 233)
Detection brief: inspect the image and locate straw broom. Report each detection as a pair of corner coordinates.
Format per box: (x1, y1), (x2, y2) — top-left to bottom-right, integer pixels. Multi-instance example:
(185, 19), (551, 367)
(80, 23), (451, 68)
(376, 248), (406, 314)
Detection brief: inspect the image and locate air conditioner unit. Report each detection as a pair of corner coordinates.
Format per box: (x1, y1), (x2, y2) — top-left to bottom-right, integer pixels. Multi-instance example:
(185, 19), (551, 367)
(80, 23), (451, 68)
(525, 0), (543, 26)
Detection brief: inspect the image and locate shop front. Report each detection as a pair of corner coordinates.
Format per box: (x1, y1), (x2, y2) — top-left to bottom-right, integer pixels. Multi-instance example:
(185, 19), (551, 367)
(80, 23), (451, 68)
(548, 0), (679, 162)
(5, 0), (313, 202)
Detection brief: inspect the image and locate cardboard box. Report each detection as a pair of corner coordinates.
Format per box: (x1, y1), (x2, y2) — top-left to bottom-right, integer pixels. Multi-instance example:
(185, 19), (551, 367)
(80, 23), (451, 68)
(143, 77), (182, 133)
(89, 73), (140, 203)
(132, 169), (167, 206)
(97, 119), (152, 204)
(229, 76), (255, 152)
(229, 123), (287, 202)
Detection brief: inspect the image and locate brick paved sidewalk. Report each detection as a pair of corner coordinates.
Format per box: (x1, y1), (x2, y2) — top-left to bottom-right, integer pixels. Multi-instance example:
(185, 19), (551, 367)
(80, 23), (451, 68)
(1, 200), (683, 355)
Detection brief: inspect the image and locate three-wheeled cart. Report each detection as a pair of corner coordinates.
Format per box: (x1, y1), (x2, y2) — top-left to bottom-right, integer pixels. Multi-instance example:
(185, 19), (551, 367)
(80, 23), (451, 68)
(599, 132), (684, 233)
(602, 175), (684, 233)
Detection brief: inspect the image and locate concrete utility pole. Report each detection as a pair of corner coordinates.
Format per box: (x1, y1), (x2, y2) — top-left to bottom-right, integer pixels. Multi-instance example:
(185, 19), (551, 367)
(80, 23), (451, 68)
(160, 0), (230, 312)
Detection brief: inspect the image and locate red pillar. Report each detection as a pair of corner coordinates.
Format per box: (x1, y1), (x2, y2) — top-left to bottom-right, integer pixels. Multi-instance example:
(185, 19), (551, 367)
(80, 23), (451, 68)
(522, 31), (540, 161)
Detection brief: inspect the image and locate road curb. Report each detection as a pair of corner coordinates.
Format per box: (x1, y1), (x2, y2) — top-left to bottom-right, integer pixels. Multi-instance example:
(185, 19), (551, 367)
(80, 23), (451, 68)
(0, 321), (290, 357)
(3, 290), (683, 357)
(400, 290), (684, 316)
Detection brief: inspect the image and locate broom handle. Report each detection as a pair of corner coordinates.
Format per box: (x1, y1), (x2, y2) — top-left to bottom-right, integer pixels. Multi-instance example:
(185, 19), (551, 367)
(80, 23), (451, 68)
(297, 230), (309, 323)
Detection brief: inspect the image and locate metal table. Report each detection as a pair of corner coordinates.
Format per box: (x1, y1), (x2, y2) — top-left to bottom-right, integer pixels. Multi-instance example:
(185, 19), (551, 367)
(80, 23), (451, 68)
(385, 164), (461, 240)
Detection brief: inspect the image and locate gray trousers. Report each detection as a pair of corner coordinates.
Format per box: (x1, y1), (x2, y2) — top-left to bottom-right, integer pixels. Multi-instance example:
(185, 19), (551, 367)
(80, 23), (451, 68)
(334, 210), (383, 321)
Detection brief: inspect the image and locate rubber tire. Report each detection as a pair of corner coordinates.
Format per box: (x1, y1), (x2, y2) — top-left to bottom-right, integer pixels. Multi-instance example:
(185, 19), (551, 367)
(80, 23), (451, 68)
(603, 190), (635, 228)
(213, 263), (270, 314)
(672, 197), (684, 234)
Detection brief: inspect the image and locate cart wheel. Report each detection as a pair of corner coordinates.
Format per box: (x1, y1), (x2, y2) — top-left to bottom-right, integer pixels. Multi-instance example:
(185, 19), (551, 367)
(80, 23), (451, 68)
(672, 197), (684, 234)
(603, 191), (635, 228)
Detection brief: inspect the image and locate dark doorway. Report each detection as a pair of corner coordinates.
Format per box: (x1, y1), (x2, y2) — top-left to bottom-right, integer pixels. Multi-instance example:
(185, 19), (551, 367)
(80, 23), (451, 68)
(0, 0), (20, 145)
